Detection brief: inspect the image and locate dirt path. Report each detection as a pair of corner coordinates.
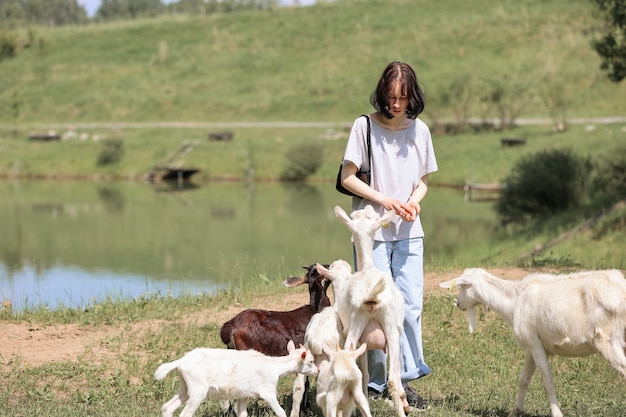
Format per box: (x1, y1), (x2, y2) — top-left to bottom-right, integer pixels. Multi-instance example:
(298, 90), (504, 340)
(0, 268), (530, 368)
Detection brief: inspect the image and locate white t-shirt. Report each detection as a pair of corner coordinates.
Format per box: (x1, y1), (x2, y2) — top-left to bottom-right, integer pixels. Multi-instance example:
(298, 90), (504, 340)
(342, 115), (438, 241)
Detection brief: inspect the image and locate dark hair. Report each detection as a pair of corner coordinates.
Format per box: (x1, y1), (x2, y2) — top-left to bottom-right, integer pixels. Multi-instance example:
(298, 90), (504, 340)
(370, 61), (425, 119)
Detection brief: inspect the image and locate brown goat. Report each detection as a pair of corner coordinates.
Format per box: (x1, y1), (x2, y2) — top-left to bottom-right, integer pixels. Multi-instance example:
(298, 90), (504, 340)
(219, 264), (332, 357)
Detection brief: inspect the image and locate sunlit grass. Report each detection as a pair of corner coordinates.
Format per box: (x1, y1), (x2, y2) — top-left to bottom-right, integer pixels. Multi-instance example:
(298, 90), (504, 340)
(1, 293), (625, 416)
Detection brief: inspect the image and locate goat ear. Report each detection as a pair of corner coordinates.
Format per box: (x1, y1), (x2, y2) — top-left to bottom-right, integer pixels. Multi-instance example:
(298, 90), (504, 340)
(322, 344), (334, 357)
(334, 205), (352, 225)
(354, 343), (367, 357)
(315, 263), (330, 276)
(287, 340), (296, 352)
(439, 279), (456, 289)
(282, 275), (307, 288)
(440, 277), (470, 289)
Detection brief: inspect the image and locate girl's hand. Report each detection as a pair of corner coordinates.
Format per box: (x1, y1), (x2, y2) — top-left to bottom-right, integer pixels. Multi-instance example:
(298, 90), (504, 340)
(403, 201), (420, 222)
(381, 197), (415, 222)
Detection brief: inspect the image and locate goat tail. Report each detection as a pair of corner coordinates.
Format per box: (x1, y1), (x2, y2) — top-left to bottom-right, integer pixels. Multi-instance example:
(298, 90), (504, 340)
(363, 278), (386, 311)
(369, 278), (386, 298)
(154, 359), (181, 381)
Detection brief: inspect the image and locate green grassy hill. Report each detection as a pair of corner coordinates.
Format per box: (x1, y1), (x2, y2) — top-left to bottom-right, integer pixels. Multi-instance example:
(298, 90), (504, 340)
(1, 0), (625, 125)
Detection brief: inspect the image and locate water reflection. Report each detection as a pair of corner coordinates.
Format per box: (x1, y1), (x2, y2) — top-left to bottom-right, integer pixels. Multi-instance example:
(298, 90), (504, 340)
(0, 180), (498, 311)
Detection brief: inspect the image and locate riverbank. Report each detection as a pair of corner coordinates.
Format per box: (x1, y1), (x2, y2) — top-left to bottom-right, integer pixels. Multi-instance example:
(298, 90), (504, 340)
(0, 267), (546, 367)
(2, 122), (624, 187)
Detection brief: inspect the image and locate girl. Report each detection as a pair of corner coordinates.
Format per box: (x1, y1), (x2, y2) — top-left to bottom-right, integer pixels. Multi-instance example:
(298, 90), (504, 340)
(338, 61), (438, 410)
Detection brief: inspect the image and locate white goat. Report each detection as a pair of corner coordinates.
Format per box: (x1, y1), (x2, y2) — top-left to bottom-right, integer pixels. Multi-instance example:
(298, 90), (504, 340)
(289, 305), (344, 417)
(154, 340), (318, 417)
(330, 205), (409, 417)
(439, 268), (626, 417)
(316, 343), (373, 417)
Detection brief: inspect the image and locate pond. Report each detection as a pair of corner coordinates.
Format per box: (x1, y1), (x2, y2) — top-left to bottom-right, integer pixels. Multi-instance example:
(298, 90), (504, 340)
(0, 179), (501, 311)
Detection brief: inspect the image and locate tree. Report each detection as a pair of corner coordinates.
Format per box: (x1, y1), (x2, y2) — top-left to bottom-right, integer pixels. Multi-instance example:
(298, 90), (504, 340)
(97, 0), (164, 21)
(592, 0), (626, 82)
(0, 0), (87, 26)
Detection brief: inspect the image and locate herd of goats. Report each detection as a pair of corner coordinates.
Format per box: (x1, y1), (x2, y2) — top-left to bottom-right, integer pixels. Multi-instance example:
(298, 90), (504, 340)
(154, 205), (626, 417)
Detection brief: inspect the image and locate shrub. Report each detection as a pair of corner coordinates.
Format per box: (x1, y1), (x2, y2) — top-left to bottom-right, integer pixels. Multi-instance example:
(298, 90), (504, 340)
(0, 29), (17, 60)
(495, 148), (591, 225)
(590, 143), (626, 207)
(279, 142), (323, 182)
(97, 139), (124, 166)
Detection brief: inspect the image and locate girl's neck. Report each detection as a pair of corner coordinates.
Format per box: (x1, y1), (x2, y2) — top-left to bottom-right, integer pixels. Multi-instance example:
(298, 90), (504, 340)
(371, 112), (413, 131)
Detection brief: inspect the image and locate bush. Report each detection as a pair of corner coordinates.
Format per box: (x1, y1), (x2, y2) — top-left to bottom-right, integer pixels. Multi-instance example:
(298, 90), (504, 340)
(280, 143), (323, 181)
(97, 139), (124, 166)
(495, 149), (591, 225)
(590, 143), (626, 207)
(280, 142), (323, 182)
(0, 29), (17, 60)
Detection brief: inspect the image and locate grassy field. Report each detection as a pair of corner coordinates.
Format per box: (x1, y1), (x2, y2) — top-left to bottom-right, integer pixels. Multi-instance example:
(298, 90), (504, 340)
(1, 0), (625, 186)
(1, 0), (625, 184)
(1, 0), (625, 126)
(1, 288), (625, 417)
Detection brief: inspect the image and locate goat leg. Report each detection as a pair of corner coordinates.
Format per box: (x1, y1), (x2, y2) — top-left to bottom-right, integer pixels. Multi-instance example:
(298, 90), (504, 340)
(386, 332), (409, 416)
(509, 352), (536, 417)
(289, 374), (307, 417)
(529, 346), (564, 417)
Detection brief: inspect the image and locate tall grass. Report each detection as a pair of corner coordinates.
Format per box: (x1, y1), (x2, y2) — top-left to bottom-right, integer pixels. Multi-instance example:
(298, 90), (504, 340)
(1, 0), (625, 126)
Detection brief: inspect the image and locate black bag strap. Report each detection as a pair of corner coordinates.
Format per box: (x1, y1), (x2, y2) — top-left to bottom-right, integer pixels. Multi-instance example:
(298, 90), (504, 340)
(360, 114), (372, 173)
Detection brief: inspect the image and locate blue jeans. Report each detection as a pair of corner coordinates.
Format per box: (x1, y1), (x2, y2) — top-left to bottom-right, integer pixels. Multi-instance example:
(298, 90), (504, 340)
(361, 237), (431, 392)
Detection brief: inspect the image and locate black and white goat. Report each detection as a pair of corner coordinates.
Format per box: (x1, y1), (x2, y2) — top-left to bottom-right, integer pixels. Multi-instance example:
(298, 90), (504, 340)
(219, 264), (331, 356)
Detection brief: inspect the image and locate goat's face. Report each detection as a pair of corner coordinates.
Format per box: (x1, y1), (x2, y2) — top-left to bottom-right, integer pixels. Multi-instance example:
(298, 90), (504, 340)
(454, 286), (480, 333)
(288, 341), (319, 377)
(316, 260), (352, 283)
(322, 342), (367, 363)
(439, 270), (483, 333)
(334, 205), (395, 237)
(283, 264), (331, 292)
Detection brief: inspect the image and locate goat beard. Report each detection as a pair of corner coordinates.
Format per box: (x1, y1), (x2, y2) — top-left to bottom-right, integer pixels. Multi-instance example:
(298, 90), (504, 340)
(466, 306), (478, 333)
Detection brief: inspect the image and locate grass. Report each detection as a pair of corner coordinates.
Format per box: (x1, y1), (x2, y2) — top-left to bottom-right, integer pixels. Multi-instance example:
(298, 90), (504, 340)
(1, 0), (625, 188)
(1, 0), (625, 126)
(1, 291), (625, 416)
(1, 122), (625, 189)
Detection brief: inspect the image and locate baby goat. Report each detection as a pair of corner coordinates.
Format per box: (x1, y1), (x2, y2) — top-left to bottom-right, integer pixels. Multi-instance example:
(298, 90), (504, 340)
(316, 259), (408, 417)
(220, 264), (331, 356)
(290, 305), (345, 417)
(440, 268), (626, 417)
(316, 343), (373, 417)
(154, 340), (318, 417)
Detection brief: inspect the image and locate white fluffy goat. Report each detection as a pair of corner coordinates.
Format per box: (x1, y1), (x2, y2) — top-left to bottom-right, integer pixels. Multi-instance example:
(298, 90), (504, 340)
(289, 305), (344, 417)
(154, 340), (318, 417)
(315, 343), (372, 417)
(439, 268), (626, 417)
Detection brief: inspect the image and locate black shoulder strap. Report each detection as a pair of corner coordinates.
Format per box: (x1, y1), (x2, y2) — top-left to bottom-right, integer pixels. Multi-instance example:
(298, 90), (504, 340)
(360, 114), (372, 172)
